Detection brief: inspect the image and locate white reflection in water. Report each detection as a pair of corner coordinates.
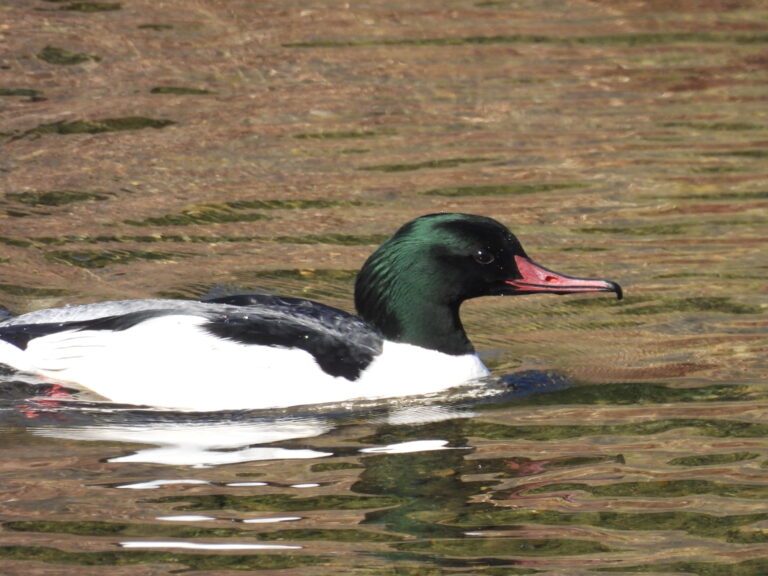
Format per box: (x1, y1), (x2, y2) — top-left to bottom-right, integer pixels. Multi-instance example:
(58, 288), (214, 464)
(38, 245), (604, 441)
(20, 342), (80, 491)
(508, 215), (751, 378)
(383, 405), (473, 425)
(31, 418), (333, 467)
(155, 514), (303, 523)
(120, 541), (301, 550)
(156, 515), (217, 522)
(118, 478), (211, 490)
(241, 516), (302, 524)
(360, 439), (465, 454)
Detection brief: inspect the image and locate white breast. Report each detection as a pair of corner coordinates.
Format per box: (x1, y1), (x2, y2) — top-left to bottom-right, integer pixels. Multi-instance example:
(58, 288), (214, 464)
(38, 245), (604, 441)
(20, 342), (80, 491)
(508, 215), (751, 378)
(357, 340), (490, 399)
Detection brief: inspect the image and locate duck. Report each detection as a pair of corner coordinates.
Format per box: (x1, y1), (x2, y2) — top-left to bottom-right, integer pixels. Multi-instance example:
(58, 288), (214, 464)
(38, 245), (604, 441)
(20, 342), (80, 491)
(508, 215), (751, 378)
(0, 213), (621, 411)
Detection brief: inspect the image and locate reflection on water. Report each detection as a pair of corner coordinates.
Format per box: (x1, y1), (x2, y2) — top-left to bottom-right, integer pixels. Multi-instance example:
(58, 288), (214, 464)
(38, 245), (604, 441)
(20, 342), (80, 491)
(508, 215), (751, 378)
(359, 439), (459, 454)
(120, 541), (303, 551)
(2, 371), (767, 573)
(31, 417), (333, 467)
(1, 0), (768, 574)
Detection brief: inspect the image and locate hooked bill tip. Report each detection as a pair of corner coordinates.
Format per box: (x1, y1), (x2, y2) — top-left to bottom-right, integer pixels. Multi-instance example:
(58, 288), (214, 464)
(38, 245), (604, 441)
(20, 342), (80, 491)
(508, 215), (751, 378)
(608, 281), (623, 300)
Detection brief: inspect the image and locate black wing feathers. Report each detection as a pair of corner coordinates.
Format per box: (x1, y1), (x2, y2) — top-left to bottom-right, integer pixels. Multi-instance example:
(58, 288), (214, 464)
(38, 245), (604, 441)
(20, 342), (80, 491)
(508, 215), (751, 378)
(204, 295), (383, 380)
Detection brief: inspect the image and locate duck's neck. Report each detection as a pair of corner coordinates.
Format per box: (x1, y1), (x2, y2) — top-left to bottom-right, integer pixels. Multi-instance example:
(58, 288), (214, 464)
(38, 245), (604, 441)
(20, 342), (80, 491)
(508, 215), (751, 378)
(355, 283), (473, 356)
(397, 300), (474, 355)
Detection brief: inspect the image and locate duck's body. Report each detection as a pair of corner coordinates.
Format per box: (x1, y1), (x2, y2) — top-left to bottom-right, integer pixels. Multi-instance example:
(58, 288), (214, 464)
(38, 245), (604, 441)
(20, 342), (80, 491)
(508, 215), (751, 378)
(0, 295), (487, 409)
(0, 214), (620, 410)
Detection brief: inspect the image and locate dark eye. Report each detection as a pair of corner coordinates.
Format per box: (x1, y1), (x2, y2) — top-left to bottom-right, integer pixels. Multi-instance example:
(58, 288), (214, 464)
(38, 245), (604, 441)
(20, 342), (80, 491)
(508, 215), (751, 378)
(473, 249), (495, 265)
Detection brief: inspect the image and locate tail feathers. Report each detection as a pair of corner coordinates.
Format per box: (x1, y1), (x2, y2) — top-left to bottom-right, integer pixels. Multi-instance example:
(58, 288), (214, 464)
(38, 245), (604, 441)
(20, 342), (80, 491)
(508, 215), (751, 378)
(0, 338), (34, 372)
(0, 329), (107, 379)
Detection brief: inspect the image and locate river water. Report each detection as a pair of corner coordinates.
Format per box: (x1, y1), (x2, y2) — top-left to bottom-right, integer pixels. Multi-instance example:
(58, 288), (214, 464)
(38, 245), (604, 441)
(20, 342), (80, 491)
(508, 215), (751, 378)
(1, 1), (767, 574)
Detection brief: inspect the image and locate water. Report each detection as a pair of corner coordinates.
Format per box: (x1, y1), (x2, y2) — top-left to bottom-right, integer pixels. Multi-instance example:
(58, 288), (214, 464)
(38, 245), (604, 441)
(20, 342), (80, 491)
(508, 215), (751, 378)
(1, 0), (767, 574)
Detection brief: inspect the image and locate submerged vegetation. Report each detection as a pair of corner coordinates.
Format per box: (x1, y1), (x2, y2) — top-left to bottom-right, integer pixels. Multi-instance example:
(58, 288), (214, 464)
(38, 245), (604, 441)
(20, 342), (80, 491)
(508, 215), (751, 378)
(45, 249), (182, 269)
(294, 128), (396, 139)
(37, 45), (100, 65)
(360, 156), (492, 172)
(0, 88), (44, 101)
(12, 117), (175, 140)
(0, 546), (324, 571)
(150, 86), (214, 95)
(59, 2), (122, 11)
(285, 31), (768, 48)
(41, 0), (122, 10)
(124, 199), (364, 226)
(422, 182), (582, 196)
(6, 190), (109, 206)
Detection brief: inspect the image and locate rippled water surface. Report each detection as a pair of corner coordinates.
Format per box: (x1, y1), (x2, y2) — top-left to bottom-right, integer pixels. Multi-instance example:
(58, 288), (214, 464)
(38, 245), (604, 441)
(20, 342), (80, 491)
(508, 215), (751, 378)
(1, 0), (767, 574)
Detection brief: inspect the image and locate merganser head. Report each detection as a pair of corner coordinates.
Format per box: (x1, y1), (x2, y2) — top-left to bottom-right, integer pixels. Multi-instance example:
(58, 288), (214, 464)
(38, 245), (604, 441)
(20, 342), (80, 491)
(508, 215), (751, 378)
(355, 213), (621, 355)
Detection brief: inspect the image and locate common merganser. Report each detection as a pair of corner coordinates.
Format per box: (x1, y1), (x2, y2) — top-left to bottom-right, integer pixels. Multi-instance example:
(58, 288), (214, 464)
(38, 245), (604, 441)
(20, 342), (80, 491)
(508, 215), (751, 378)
(0, 213), (621, 410)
